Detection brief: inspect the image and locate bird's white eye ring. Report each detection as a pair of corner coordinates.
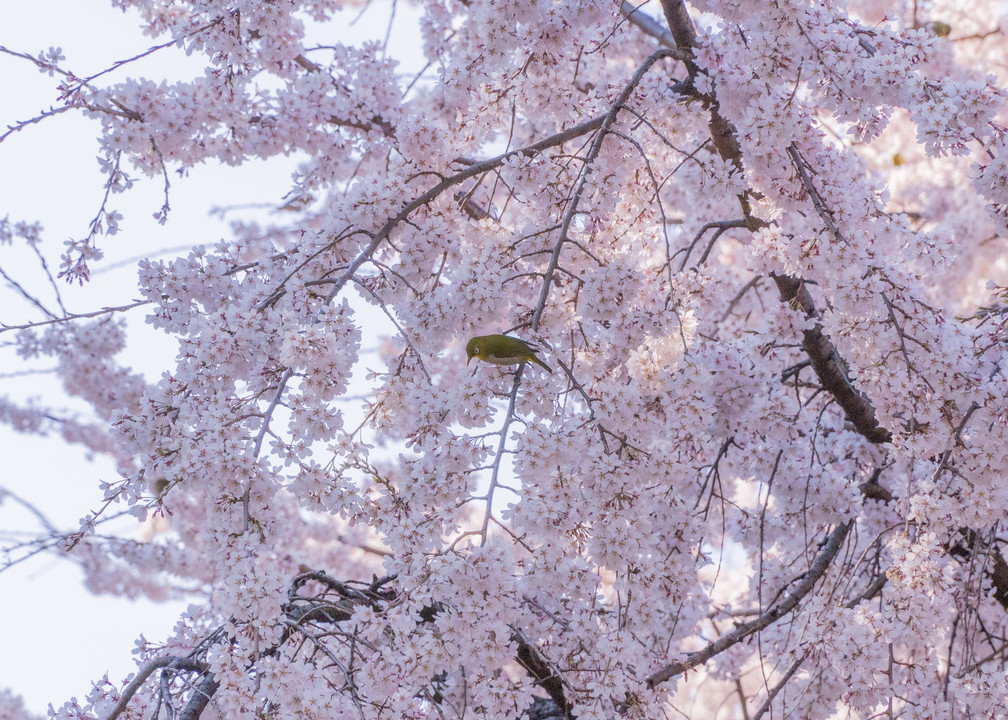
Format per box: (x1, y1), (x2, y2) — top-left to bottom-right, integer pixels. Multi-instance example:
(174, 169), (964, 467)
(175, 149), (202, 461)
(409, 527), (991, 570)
(474, 348), (480, 355)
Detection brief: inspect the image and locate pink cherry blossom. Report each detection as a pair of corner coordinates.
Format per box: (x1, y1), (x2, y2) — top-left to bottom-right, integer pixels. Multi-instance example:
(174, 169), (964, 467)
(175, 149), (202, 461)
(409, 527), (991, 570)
(3, 0), (1008, 718)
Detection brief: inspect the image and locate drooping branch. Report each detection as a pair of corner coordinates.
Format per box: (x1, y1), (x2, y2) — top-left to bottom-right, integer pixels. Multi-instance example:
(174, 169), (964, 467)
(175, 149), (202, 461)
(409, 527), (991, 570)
(480, 369), (525, 546)
(646, 520), (852, 687)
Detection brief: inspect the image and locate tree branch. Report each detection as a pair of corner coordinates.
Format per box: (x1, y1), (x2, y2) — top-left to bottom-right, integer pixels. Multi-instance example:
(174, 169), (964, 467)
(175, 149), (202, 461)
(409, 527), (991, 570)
(654, 0), (1008, 654)
(103, 657), (209, 720)
(646, 521), (852, 687)
(532, 48), (680, 330)
(658, 0), (890, 445)
(620, 1), (676, 49)
(0, 300), (152, 334)
(513, 628), (571, 718)
(322, 114), (610, 305)
(177, 673), (220, 720)
(773, 275), (891, 443)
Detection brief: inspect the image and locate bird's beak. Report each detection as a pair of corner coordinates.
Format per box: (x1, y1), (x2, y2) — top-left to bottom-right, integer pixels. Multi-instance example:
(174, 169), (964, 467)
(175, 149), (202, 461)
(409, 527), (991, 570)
(466, 354), (473, 365)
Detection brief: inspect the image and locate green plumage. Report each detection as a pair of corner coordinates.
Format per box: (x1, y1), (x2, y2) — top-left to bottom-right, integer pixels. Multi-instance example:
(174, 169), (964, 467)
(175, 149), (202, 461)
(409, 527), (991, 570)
(466, 334), (553, 373)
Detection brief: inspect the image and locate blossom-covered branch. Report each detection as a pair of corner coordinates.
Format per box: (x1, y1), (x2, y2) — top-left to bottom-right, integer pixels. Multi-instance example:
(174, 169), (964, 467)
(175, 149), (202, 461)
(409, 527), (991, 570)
(4, 0), (1008, 718)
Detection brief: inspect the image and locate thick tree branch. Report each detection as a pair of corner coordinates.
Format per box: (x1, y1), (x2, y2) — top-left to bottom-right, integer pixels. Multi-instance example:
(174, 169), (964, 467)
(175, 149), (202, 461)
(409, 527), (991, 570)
(658, 0), (698, 55)
(646, 521), (852, 687)
(773, 275), (891, 443)
(620, 1), (676, 49)
(177, 674), (220, 720)
(659, 0), (890, 446)
(991, 548), (1008, 611)
(513, 628), (571, 718)
(104, 657), (209, 720)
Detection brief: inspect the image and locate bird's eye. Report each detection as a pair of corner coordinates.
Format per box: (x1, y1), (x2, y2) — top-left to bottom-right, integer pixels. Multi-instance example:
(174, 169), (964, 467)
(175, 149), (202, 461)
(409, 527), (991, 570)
(474, 348), (480, 355)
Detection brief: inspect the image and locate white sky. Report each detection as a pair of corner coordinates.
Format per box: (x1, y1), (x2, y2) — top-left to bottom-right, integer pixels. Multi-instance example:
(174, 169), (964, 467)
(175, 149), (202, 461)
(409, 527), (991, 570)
(0, 0), (427, 713)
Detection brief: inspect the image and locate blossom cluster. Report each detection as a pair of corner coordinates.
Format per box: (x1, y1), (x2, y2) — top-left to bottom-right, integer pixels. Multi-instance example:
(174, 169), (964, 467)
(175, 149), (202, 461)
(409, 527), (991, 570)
(3, 0), (1008, 718)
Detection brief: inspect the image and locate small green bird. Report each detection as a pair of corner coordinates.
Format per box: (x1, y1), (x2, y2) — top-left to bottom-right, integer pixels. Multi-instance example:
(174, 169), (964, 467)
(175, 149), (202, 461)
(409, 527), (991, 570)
(466, 334), (553, 373)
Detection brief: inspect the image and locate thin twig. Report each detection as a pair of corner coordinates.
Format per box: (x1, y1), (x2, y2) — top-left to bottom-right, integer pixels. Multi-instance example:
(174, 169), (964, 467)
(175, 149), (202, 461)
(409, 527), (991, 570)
(322, 114), (616, 306)
(532, 48), (679, 330)
(479, 369), (524, 546)
(0, 300), (151, 333)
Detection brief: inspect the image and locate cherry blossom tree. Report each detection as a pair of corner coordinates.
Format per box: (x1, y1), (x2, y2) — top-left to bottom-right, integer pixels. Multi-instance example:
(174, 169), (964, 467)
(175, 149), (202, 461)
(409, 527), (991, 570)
(3, 0), (1008, 718)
